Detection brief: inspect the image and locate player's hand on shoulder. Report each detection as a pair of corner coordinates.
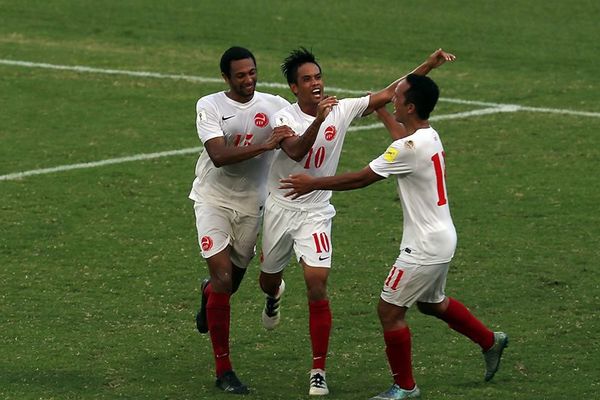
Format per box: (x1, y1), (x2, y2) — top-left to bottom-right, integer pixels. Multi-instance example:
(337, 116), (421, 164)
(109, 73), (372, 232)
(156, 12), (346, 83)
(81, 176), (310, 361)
(267, 125), (296, 149)
(427, 48), (456, 69)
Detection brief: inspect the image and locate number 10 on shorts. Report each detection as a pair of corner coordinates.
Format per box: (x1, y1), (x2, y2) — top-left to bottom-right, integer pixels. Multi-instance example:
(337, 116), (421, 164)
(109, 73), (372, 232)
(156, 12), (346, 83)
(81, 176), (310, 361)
(312, 232), (330, 253)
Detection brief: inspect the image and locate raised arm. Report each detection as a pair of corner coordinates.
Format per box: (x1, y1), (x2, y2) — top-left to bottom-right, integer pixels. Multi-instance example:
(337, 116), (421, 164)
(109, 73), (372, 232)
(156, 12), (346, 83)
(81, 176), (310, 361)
(363, 48), (456, 116)
(204, 126), (294, 167)
(279, 166), (385, 199)
(279, 96), (338, 162)
(375, 106), (409, 140)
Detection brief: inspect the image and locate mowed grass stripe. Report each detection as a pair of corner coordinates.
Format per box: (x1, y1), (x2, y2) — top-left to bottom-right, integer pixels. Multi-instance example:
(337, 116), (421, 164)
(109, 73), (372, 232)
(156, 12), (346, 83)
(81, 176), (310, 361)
(0, 107), (517, 181)
(2, 58), (599, 118)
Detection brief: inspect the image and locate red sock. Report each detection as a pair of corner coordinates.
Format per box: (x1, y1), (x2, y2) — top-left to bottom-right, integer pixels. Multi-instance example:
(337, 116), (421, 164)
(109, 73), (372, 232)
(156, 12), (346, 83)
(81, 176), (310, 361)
(439, 297), (494, 350)
(206, 290), (232, 377)
(384, 327), (415, 390)
(309, 299), (332, 370)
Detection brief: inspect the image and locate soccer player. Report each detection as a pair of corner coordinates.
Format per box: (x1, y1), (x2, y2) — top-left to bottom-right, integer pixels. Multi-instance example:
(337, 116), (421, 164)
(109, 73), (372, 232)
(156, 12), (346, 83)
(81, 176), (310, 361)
(258, 48), (456, 396)
(280, 74), (509, 400)
(189, 46), (293, 395)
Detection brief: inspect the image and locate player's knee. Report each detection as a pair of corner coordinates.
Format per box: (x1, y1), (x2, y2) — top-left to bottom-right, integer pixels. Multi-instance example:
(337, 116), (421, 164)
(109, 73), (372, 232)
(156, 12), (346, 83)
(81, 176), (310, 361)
(209, 273), (234, 294)
(259, 271), (281, 296)
(416, 302), (435, 315)
(305, 276), (327, 300)
(416, 299), (447, 317)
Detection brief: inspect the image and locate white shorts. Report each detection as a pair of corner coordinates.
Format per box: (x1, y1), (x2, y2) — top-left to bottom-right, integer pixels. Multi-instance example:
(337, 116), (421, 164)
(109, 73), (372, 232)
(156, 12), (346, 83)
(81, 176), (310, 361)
(193, 201), (260, 269)
(260, 196), (336, 274)
(380, 260), (449, 308)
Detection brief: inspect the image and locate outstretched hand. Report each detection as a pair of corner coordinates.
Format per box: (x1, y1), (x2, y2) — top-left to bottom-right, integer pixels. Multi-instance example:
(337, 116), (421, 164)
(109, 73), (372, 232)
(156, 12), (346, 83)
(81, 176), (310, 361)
(426, 48), (456, 69)
(279, 174), (315, 199)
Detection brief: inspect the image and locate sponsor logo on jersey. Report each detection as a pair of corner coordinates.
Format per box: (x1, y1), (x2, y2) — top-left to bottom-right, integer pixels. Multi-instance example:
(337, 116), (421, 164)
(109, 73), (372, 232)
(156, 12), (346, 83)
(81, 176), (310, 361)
(383, 146), (399, 162)
(198, 109), (207, 122)
(404, 140), (415, 150)
(200, 236), (213, 252)
(324, 125), (337, 141)
(221, 114), (235, 121)
(254, 112), (268, 127)
(318, 255), (330, 261)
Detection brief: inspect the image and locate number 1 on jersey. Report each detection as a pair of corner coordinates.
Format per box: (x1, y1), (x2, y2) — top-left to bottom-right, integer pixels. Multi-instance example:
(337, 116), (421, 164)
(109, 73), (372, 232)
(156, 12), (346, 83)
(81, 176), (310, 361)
(431, 152), (447, 206)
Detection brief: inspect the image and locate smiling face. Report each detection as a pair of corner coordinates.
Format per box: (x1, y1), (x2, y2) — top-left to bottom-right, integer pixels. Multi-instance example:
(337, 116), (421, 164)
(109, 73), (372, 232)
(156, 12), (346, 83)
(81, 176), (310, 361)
(223, 58), (257, 103)
(290, 62), (323, 108)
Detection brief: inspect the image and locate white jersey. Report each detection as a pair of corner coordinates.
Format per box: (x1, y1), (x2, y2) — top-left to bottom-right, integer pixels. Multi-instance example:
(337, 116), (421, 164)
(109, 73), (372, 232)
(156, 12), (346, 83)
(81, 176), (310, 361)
(369, 127), (457, 265)
(189, 91), (290, 216)
(267, 96), (370, 209)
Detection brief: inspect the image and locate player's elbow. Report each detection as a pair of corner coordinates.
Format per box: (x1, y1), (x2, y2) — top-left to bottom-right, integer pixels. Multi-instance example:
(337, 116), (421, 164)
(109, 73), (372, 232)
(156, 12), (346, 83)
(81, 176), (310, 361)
(209, 154), (227, 168)
(283, 148), (305, 162)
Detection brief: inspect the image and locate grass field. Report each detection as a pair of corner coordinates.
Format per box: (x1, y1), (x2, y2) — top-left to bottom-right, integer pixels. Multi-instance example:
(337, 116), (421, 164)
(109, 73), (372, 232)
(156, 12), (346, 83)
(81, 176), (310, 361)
(1, 1), (599, 399)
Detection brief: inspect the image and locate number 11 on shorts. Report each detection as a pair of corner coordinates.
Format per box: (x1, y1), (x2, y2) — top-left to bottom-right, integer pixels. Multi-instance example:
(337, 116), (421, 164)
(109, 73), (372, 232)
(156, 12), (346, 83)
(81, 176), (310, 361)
(384, 267), (404, 290)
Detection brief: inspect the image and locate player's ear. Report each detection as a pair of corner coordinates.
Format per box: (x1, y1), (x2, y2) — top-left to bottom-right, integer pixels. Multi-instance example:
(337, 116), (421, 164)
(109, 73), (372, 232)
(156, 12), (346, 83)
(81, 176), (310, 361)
(222, 72), (230, 85)
(290, 83), (299, 97)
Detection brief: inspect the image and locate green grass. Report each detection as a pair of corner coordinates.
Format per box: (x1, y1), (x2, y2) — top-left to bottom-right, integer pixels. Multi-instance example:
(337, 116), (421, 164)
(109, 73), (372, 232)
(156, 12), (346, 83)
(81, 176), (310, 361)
(1, 1), (599, 399)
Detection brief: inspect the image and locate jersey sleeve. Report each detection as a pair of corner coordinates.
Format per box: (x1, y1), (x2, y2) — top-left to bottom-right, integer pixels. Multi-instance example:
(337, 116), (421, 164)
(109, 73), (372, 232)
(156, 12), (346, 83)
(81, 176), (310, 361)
(338, 95), (370, 121)
(369, 139), (415, 178)
(196, 98), (223, 144)
(276, 95), (292, 110)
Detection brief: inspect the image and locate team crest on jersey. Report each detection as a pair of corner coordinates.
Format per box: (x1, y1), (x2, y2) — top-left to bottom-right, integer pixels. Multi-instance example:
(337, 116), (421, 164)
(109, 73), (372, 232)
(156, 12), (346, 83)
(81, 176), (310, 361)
(324, 125), (337, 141)
(383, 146), (399, 162)
(200, 236), (213, 252)
(198, 109), (207, 122)
(254, 112), (268, 127)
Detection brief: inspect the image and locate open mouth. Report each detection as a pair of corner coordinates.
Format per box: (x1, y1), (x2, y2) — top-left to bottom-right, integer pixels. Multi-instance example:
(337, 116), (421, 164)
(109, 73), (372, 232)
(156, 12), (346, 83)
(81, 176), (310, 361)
(311, 87), (322, 99)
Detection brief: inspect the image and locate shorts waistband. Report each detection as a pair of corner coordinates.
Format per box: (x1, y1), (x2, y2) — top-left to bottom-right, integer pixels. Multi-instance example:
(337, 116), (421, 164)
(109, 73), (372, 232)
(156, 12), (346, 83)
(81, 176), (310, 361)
(268, 193), (331, 212)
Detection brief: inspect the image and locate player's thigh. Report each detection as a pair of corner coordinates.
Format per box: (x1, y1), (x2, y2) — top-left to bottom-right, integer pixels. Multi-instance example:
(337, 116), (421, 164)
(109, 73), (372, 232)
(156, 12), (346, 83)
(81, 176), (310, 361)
(260, 201), (296, 274)
(415, 262), (449, 303)
(380, 262), (448, 307)
(294, 213), (333, 268)
(229, 211), (261, 269)
(193, 202), (233, 259)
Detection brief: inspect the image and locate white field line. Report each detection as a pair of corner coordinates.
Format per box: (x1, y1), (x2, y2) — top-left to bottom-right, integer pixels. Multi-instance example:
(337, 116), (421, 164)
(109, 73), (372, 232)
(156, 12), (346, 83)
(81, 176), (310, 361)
(0, 148), (201, 181)
(2, 58), (600, 118)
(1, 59), (599, 181)
(1, 107), (512, 181)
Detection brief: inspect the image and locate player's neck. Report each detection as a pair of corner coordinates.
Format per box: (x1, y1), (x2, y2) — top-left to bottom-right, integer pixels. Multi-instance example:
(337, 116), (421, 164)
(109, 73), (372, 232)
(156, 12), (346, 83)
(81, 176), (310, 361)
(225, 91), (253, 104)
(298, 101), (318, 117)
(405, 120), (430, 135)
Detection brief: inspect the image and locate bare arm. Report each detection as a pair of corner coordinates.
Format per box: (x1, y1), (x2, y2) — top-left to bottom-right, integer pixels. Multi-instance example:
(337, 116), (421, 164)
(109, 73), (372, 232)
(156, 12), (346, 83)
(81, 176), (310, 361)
(204, 126), (295, 167)
(280, 96), (338, 162)
(279, 166), (385, 199)
(375, 106), (409, 140)
(363, 48), (456, 116)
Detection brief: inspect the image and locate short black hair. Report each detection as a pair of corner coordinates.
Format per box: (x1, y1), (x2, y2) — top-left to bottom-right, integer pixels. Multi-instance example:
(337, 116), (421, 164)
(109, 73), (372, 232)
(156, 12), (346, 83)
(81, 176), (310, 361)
(281, 47), (321, 85)
(404, 74), (440, 120)
(220, 46), (256, 78)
